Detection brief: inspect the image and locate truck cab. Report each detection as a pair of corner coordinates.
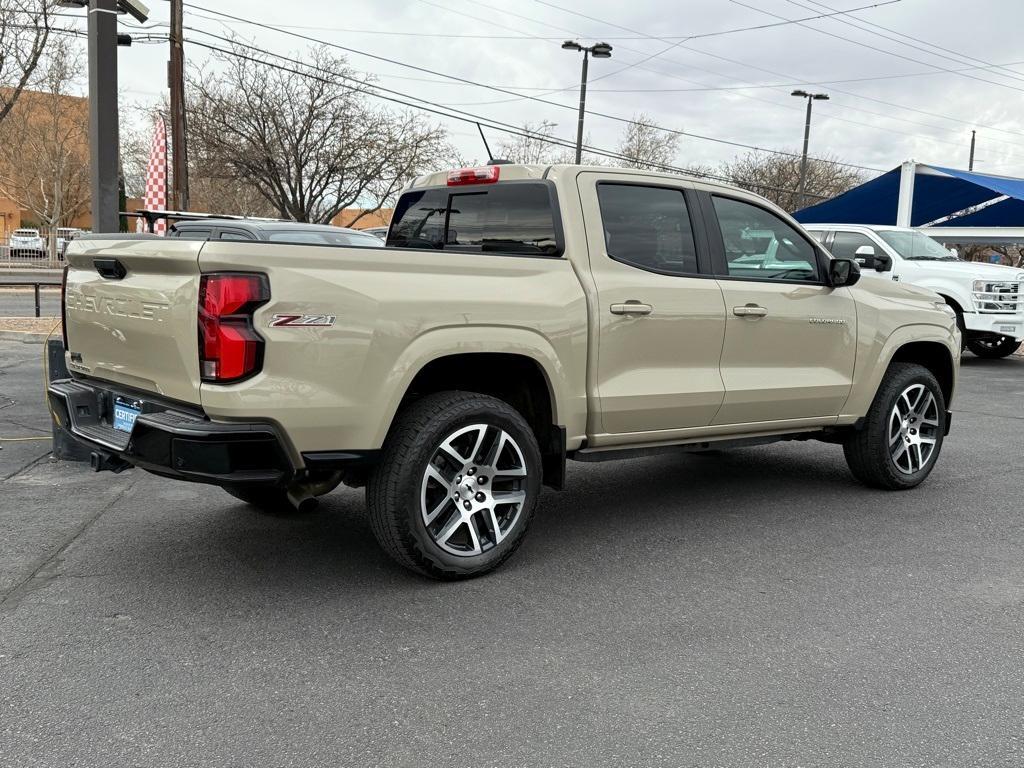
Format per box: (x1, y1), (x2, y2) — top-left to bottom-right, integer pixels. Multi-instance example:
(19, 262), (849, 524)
(804, 224), (1024, 358)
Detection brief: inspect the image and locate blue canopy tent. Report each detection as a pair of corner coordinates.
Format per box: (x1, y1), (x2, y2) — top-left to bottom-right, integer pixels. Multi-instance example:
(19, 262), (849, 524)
(794, 162), (1024, 244)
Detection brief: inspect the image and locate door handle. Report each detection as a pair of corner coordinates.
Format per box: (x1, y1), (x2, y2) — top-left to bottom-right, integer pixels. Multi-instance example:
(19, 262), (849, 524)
(733, 304), (768, 318)
(610, 301), (653, 316)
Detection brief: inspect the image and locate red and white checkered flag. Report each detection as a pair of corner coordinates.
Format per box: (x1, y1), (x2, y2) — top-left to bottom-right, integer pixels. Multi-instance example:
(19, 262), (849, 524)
(137, 117), (168, 234)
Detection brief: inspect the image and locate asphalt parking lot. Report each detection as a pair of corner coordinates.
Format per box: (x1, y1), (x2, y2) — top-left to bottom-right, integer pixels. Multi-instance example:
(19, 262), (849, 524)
(1, 338), (1022, 767)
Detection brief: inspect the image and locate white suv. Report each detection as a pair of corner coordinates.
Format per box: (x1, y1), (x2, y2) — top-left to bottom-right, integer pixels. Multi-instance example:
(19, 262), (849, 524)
(8, 228), (45, 259)
(807, 224), (1023, 358)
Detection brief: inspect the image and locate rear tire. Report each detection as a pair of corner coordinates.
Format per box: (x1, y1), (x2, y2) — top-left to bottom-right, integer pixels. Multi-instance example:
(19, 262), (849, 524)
(966, 336), (1021, 358)
(367, 391), (542, 580)
(843, 363), (946, 490)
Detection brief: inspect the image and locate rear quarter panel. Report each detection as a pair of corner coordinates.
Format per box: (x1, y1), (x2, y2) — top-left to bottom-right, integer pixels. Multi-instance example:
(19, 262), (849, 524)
(197, 242), (589, 457)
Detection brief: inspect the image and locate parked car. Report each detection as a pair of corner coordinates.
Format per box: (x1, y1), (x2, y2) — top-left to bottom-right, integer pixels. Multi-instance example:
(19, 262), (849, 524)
(167, 220), (385, 247)
(56, 228), (85, 260)
(8, 228), (45, 258)
(805, 224), (1024, 358)
(52, 164), (959, 579)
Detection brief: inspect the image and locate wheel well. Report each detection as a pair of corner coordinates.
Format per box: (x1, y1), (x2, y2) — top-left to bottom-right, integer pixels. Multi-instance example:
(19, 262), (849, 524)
(890, 341), (955, 404)
(401, 353), (565, 488)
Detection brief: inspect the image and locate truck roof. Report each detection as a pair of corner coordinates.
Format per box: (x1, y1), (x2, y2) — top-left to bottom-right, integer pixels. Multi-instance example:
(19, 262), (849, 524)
(408, 163), (738, 194)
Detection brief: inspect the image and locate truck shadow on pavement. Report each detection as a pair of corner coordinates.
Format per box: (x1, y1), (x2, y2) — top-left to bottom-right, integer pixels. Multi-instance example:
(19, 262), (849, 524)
(115, 442), (890, 590)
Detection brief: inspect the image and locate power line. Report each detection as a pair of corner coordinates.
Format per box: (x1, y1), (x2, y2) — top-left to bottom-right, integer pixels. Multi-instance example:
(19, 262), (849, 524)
(430, 0), (1021, 158)
(517, 0), (1024, 164)
(179, 1), (883, 172)
(182, 35), (834, 201)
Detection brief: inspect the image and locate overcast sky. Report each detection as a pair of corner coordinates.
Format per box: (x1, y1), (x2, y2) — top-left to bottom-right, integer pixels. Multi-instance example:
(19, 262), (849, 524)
(82, 0), (1024, 179)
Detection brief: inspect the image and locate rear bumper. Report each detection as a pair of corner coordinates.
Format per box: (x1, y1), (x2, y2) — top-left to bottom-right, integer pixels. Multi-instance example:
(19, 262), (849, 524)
(47, 377), (295, 486)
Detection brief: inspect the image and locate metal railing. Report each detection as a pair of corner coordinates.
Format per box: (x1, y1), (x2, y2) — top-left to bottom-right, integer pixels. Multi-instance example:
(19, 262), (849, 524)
(0, 228), (85, 269)
(0, 281), (61, 317)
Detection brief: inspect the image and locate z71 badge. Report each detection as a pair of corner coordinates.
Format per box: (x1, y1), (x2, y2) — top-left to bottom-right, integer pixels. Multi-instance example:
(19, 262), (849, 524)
(270, 314), (336, 328)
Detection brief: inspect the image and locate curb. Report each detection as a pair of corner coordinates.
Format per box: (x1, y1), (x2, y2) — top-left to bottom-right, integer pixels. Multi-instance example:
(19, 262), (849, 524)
(0, 330), (48, 344)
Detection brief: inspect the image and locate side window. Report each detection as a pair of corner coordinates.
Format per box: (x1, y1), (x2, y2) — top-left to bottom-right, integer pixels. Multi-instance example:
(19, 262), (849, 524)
(218, 230), (256, 241)
(803, 229), (827, 244)
(712, 196), (819, 282)
(830, 231), (877, 261)
(596, 183), (699, 276)
(171, 228), (212, 241)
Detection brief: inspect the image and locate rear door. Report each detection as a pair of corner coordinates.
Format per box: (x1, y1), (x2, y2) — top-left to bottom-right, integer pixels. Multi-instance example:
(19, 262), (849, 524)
(63, 238), (204, 403)
(699, 192), (857, 425)
(579, 173), (727, 436)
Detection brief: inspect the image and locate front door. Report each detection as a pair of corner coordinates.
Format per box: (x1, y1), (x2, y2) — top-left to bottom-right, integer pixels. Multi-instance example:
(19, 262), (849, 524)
(579, 174), (727, 437)
(701, 192), (857, 425)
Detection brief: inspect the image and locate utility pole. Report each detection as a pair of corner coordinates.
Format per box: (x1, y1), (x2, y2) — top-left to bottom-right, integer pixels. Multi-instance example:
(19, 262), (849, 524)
(791, 89), (829, 210)
(969, 130), (976, 171)
(169, 0), (189, 211)
(88, 0), (120, 233)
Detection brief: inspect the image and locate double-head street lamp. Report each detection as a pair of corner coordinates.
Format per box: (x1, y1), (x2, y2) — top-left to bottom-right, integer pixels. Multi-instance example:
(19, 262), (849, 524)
(791, 89), (829, 210)
(562, 40), (613, 164)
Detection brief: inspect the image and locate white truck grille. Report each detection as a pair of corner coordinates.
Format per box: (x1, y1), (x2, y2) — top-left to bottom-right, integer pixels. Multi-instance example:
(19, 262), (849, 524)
(973, 281), (1022, 313)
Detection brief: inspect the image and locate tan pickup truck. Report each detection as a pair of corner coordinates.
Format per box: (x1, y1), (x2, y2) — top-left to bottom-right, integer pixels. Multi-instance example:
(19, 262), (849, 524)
(50, 164), (960, 578)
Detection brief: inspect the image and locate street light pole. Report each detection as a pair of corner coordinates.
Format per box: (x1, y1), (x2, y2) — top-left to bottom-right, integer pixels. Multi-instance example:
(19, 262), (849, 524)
(88, 0), (120, 233)
(969, 130), (976, 171)
(169, 0), (189, 211)
(791, 89), (829, 210)
(562, 41), (612, 164)
(574, 50), (589, 165)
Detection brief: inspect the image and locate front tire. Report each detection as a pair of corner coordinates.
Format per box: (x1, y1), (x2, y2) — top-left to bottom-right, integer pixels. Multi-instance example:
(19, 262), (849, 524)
(367, 391), (542, 580)
(843, 363), (946, 490)
(966, 336), (1021, 358)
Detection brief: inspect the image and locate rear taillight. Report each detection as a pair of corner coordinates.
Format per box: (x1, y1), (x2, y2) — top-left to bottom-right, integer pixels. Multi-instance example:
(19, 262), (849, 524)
(60, 265), (69, 350)
(447, 166), (500, 186)
(198, 273), (269, 383)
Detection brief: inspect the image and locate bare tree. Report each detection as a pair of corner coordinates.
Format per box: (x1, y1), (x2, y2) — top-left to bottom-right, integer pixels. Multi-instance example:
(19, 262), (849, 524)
(617, 113), (679, 171)
(0, 37), (89, 246)
(0, 0), (52, 126)
(720, 150), (864, 212)
(186, 43), (455, 224)
(497, 120), (607, 165)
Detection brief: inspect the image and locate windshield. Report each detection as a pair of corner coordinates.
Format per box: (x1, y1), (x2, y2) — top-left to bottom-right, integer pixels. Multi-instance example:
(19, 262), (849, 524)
(877, 230), (958, 261)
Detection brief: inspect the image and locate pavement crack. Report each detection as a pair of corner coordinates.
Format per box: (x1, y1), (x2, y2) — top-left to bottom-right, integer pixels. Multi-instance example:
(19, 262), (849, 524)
(0, 479), (136, 612)
(0, 450), (51, 482)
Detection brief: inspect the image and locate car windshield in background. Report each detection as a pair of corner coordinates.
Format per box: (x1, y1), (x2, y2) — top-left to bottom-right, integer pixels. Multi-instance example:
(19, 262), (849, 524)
(387, 183), (560, 255)
(265, 231), (384, 247)
(878, 230), (958, 261)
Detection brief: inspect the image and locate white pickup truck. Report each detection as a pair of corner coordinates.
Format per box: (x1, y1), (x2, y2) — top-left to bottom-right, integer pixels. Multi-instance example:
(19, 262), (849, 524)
(805, 224), (1024, 358)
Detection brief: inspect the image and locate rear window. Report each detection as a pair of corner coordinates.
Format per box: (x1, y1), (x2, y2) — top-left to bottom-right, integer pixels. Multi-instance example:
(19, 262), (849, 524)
(387, 182), (560, 256)
(13, 230), (37, 237)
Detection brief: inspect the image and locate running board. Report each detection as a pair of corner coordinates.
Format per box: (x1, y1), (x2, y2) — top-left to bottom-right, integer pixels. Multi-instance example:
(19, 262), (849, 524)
(570, 432), (815, 463)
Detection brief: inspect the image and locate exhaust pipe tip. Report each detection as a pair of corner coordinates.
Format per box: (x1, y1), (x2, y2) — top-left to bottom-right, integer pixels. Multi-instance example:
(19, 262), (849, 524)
(286, 487), (319, 514)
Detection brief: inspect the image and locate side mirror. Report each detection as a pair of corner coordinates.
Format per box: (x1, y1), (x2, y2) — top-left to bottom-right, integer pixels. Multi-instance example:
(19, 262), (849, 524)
(873, 254), (893, 272)
(829, 257), (861, 288)
(853, 244), (876, 269)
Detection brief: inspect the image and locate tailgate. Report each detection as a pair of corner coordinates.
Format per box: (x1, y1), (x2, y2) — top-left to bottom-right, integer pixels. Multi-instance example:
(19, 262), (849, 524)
(64, 238), (204, 404)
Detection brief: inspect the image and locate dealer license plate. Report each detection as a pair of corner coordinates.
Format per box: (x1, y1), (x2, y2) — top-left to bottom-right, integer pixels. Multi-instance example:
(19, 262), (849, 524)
(112, 397), (141, 433)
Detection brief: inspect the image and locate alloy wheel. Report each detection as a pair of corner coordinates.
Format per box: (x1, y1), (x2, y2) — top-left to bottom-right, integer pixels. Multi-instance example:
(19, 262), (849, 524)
(888, 383), (940, 475)
(420, 424), (529, 557)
